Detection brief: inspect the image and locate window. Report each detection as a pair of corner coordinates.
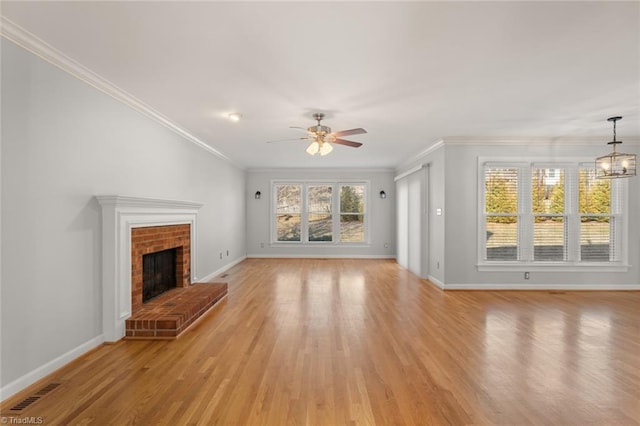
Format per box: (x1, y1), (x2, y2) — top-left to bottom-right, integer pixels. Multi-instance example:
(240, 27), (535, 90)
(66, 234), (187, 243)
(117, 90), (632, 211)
(275, 184), (301, 242)
(484, 167), (519, 261)
(308, 185), (333, 241)
(579, 165), (615, 262)
(531, 167), (566, 261)
(480, 160), (626, 269)
(272, 181), (368, 244)
(340, 184), (365, 242)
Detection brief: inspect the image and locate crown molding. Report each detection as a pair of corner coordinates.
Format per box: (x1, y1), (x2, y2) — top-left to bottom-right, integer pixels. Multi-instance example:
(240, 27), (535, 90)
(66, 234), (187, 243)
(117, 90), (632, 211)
(247, 167), (394, 174)
(396, 136), (640, 172)
(0, 17), (243, 169)
(396, 139), (444, 172)
(441, 136), (640, 146)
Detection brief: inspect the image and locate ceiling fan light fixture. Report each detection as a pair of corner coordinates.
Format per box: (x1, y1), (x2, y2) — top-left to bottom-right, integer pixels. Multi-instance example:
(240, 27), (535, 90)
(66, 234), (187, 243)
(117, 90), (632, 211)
(306, 141), (320, 155)
(227, 112), (242, 122)
(272, 113), (365, 156)
(595, 116), (636, 179)
(319, 142), (333, 156)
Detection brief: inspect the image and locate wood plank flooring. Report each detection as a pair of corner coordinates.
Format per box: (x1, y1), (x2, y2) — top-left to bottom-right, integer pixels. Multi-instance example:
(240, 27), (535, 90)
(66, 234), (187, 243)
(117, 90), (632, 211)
(2, 258), (639, 425)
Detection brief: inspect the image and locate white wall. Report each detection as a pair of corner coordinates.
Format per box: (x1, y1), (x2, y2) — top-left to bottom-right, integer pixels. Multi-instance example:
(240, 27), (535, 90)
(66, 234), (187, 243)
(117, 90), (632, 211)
(1, 40), (246, 396)
(246, 169), (395, 258)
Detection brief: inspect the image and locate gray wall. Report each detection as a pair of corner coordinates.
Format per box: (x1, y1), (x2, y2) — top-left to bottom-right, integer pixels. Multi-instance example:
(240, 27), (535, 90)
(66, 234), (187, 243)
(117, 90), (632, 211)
(246, 169), (395, 258)
(396, 140), (639, 288)
(1, 40), (246, 391)
(396, 145), (446, 285)
(443, 141), (639, 287)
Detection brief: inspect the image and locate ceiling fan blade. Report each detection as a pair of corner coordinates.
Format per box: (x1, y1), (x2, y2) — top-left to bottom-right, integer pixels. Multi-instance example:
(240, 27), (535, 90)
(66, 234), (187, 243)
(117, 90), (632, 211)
(333, 138), (363, 148)
(266, 137), (310, 143)
(333, 128), (367, 137)
(289, 126), (308, 132)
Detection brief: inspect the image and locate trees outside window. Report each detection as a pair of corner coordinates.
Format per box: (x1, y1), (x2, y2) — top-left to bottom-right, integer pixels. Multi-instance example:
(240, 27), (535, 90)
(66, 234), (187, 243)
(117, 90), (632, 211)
(308, 185), (333, 241)
(275, 184), (301, 242)
(481, 161), (624, 265)
(273, 182), (368, 244)
(340, 185), (365, 243)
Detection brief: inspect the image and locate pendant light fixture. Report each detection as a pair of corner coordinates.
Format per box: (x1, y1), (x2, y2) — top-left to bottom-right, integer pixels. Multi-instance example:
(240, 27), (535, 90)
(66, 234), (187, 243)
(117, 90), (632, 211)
(595, 116), (636, 179)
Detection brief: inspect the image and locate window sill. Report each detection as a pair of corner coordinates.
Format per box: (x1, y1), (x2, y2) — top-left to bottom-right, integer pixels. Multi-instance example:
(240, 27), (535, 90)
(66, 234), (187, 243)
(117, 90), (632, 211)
(271, 242), (371, 248)
(477, 262), (630, 272)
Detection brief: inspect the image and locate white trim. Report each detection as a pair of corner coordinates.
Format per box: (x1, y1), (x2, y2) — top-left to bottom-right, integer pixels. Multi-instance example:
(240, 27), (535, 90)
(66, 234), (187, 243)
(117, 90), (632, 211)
(0, 17), (240, 168)
(96, 195), (204, 210)
(247, 254), (395, 259)
(397, 139), (444, 171)
(478, 158), (628, 268)
(444, 136), (640, 146)
(269, 243), (372, 248)
(96, 196), (203, 342)
(197, 256), (247, 282)
(477, 263), (630, 272)
(397, 137), (640, 170)
(0, 335), (104, 402)
(394, 164), (425, 182)
(443, 283), (640, 290)
(479, 156), (597, 165)
(248, 167), (393, 173)
(427, 275), (445, 289)
(270, 180), (370, 245)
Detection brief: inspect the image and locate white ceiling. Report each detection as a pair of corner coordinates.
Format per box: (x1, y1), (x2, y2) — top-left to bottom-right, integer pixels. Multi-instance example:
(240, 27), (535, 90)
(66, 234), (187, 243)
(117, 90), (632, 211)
(2, 1), (639, 170)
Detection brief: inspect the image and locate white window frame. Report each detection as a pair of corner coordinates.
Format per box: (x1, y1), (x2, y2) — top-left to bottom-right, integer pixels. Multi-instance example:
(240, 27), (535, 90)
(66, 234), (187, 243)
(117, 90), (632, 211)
(271, 180), (370, 246)
(477, 157), (629, 272)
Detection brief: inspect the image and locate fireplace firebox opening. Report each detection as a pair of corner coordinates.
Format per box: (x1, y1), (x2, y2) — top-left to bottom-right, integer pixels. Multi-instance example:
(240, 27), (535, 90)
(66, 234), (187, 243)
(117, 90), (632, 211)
(143, 248), (178, 303)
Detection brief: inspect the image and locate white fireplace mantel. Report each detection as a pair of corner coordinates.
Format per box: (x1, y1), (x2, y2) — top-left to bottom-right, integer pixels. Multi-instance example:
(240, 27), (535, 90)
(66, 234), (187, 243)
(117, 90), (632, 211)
(96, 195), (204, 342)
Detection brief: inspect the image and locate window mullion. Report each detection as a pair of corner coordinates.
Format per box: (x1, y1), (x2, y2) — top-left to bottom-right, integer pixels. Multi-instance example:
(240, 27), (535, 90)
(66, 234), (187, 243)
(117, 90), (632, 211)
(566, 167), (580, 261)
(333, 184), (340, 242)
(302, 184), (309, 243)
(519, 165), (533, 261)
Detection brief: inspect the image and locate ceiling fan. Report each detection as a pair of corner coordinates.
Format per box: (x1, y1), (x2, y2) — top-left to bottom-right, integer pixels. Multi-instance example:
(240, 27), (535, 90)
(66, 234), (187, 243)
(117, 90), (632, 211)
(268, 113), (367, 156)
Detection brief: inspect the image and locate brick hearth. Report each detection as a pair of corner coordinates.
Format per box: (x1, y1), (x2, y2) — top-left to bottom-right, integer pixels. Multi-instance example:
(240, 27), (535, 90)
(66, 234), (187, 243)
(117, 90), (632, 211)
(127, 223), (227, 339)
(125, 282), (227, 338)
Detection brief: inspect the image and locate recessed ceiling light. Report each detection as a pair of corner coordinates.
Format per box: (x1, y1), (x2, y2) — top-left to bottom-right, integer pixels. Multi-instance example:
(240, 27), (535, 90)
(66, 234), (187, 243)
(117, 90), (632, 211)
(227, 113), (242, 122)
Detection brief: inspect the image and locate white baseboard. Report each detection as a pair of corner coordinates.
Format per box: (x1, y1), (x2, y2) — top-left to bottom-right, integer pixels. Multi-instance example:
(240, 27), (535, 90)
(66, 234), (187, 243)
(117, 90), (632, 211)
(246, 254), (396, 259)
(196, 256), (247, 282)
(1, 335), (104, 402)
(426, 275), (445, 289)
(442, 283), (640, 290)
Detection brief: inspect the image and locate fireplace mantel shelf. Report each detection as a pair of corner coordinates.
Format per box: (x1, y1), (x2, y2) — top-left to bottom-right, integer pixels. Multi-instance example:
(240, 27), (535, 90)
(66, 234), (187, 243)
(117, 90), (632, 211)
(96, 195), (204, 342)
(96, 195), (204, 210)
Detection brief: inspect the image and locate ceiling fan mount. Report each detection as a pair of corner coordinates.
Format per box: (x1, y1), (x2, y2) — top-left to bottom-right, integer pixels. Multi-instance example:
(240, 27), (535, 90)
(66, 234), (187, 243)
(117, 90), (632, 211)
(267, 113), (367, 156)
(310, 113), (331, 137)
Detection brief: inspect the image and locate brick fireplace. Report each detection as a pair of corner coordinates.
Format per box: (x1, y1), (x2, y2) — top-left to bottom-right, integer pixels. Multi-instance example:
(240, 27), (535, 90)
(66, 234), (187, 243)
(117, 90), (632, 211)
(96, 195), (203, 341)
(131, 224), (191, 314)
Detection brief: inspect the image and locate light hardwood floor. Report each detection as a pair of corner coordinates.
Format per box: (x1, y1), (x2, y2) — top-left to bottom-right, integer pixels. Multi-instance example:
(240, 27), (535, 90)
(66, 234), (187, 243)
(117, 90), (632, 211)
(2, 259), (639, 425)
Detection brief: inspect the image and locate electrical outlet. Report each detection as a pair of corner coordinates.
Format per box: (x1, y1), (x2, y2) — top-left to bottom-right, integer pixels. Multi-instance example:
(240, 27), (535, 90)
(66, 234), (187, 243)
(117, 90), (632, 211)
(384, 242), (389, 248)
(524, 272), (530, 280)
(260, 242), (265, 248)
(437, 261), (440, 269)
(219, 252), (223, 259)
(226, 250), (229, 256)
